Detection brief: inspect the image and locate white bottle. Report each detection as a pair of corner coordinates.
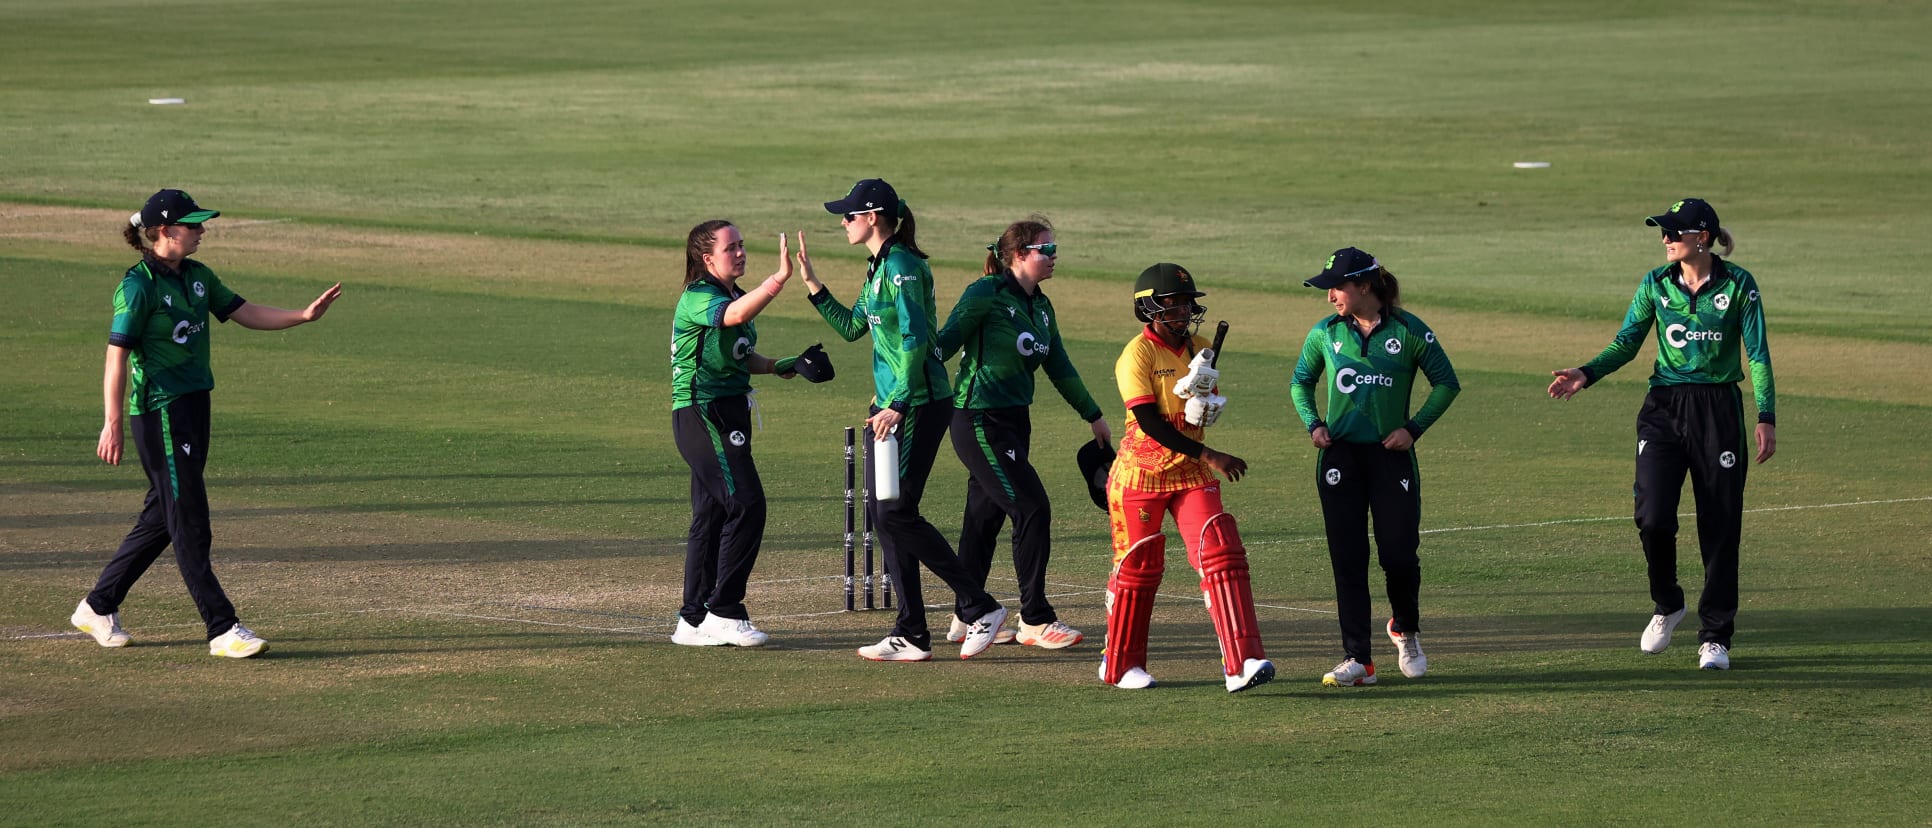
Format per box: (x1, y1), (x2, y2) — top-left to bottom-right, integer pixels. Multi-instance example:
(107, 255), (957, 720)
(873, 431), (901, 502)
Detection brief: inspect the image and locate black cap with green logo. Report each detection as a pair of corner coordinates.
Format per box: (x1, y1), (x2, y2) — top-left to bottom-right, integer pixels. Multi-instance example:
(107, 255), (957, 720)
(134, 189), (220, 228)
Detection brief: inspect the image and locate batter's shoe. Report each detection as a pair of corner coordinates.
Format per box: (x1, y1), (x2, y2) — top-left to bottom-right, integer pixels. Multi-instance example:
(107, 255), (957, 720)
(959, 606), (1009, 659)
(1641, 608), (1687, 654)
(70, 601), (129, 648)
(858, 635), (931, 662)
(208, 624), (267, 658)
(1016, 620), (1083, 649)
(1698, 642), (1731, 670)
(1226, 658), (1276, 693)
(1387, 619), (1428, 678)
(946, 613), (1015, 645)
(698, 613), (769, 647)
(1321, 658), (1376, 687)
(671, 618), (723, 646)
(1098, 658), (1156, 689)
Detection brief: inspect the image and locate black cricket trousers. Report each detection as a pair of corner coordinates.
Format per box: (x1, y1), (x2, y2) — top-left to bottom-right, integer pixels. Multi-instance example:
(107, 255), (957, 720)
(1315, 439), (1423, 666)
(86, 391), (240, 641)
(949, 405), (1060, 627)
(673, 396), (766, 626)
(871, 399), (999, 647)
(1634, 383), (1747, 647)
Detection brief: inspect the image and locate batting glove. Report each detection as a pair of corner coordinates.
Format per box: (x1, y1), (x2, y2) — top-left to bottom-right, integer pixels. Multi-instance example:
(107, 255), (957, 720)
(1184, 393), (1226, 427)
(1172, 350), (1219, 399)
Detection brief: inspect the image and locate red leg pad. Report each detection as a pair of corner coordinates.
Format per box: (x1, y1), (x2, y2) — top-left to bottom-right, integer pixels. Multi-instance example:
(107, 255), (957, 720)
(1103, 534), (1164, 684)
(1197, 512), (1265, 674)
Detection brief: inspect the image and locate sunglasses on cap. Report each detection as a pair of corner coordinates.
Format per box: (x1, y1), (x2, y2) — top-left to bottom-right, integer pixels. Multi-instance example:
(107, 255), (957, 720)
(1022, 242), (1057, 257)
(841, 208), (884, 223)
(1659, 227), (1704, 240)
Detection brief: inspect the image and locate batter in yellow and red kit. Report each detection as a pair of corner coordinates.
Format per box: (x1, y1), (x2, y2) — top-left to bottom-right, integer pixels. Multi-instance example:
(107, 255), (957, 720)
(1100, 263), (1273, 693)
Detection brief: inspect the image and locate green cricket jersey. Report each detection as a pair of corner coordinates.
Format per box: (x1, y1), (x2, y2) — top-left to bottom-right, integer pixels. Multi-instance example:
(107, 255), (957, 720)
(1580, 258), (1776, 423)
(1291, 308), (1460, 443)
(937, 271), (1102, 420)
(107, 256), (244, 416)
(808, 240), (952, 411)
(670, 276), (757, 409)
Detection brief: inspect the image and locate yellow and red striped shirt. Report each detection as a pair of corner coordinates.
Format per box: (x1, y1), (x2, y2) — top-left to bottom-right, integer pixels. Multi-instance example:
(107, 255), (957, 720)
(1111, 326), (1215, 492)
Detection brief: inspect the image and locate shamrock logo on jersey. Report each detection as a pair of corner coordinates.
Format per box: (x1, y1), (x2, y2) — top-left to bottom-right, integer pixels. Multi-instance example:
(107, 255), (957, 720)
(1325, 468), (1342, 486)
(192, 281), (206, 298)
(1719, 451), (1736, 468)
(1714, 293), (1731, 311)
(1385, 339), (1403, 355)
(729, 431), (747, 447)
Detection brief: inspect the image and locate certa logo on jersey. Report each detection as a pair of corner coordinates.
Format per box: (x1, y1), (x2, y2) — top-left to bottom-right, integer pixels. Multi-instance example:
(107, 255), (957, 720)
(732, 337), (752, 360)
(1665, 324), (1723, 349)
(171, 320), (205, 344)
(1335, 367), (1394, 394)
(1015, 331), (1048, 356)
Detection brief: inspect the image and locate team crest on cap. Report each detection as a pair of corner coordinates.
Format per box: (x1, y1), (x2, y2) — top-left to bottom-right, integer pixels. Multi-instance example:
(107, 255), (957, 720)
(1326, 254), (1338, 269)
(1670, 200), (1686, 213)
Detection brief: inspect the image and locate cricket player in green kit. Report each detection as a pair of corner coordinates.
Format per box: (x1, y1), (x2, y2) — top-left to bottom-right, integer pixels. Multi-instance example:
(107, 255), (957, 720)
(73, 189), (341, 658)
(935, 216), (1111, 650)
(801, 179), (1008, 662)
(1291, 248), (1459, 687)
(669, 220), (826, 648)
(1550, 198), (1775, 671)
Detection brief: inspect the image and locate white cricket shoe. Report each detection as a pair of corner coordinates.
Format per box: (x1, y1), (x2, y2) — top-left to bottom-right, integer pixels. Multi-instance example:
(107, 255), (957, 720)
(71, 601), (129, 648)
(1016, 620), (1083, 649)
(1321, 658), (1377, 687)
(1098, 658), (1156, 689)
(959, 606), (1009, 659)
(671, 618), (724, 646)
(1387, 619), (1427, 678)
(946, 613), (1015, 645)
(1698, 642), (1731, 670)
(698, 613), (769, 647)
(1226, 658), (1276, 693)
(857, 635), (931, 662)
(1641, 608), (1687, 654)
(209, 624), (267, 658)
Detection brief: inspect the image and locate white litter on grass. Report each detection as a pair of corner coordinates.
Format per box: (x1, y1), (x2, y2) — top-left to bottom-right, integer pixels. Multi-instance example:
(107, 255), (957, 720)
(1513, 161), (1551, 169)
(148, 98), (185, 105)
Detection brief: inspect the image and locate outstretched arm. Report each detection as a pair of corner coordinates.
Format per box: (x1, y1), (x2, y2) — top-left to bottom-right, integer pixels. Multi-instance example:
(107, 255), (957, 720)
(230, 283), (342, 330)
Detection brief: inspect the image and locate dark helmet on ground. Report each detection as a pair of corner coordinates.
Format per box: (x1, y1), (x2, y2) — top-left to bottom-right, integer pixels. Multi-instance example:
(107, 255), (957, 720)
(1133, 262), (1207, 331)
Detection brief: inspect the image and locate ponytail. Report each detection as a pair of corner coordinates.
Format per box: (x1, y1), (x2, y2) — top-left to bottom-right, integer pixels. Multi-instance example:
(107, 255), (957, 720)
(985, 215), (1052, 275)
(888, 201), (928, 260)
(1714, 228), (1736, 257)
(1367, 267), (1401, 310)
(123, 223), (157, 255)
(683, 219), (735, 285)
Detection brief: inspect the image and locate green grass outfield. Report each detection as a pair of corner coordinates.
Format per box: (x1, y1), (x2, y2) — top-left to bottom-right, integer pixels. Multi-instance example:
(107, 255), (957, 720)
(2, 1), (1929, 824)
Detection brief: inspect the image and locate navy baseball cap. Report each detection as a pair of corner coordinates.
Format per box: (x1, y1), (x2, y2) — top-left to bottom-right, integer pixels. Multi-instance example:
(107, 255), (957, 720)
(1304, 247), (1380, 289)
(1646, 198), (1720, 234)
(773, 343), (836, 383)
(824, 179), (899, 218)
(134, 189), (219, 228)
